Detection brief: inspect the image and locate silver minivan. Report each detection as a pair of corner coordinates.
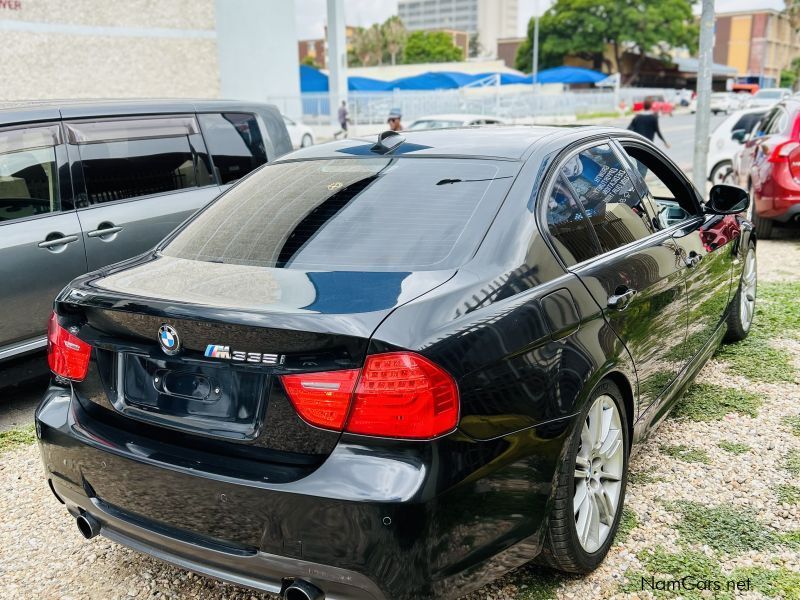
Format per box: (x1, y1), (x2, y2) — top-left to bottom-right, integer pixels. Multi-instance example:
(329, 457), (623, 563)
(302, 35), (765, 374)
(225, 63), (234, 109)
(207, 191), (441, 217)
(0, 99), (292, 372)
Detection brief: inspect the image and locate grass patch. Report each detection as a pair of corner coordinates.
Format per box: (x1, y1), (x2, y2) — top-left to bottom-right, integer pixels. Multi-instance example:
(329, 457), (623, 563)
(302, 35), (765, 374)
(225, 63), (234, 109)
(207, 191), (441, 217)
(713, 282), (800, 384)
(615, 507), (638, 545)
(670, 383), (761, 421)
(784, 415), (800, 437)
(731, 566), (800, 599)
(717, 441), (751, 455)
(0, 424), (36, 452)
(775, 484), (800, 505)
(670, 501), (780, 554)
(780, 529), (800, 549)
(629, 471), (656, 485)
(621, 546), (728, 598)
(660, 444), (711, 464)
(576, 111), (627, 120)
(784, 449), (800, 476)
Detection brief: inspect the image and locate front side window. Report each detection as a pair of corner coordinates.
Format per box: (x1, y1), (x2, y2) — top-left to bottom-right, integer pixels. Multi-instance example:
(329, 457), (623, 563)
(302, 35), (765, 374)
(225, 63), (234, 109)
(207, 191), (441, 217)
(562, 144), (654, 253)
(0, 125), (60, 223)
(70, 117), (213, 205)
(198, 113), (267, 184)
(163, 157), (515, 271)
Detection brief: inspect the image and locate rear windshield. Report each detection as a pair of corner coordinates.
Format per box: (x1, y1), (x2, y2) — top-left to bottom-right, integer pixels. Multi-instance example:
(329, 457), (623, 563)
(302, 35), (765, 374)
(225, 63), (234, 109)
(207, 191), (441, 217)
(162, 157), (516, 271)
(755, 91), (782, 99)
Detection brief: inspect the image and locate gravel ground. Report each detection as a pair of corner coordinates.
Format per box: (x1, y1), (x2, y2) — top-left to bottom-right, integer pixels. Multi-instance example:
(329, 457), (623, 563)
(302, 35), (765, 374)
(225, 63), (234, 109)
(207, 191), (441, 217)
(1, 238), (798, 600)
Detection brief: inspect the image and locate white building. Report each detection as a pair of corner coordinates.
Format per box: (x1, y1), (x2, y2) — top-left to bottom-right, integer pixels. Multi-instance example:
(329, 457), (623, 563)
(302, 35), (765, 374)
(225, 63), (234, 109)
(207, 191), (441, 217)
(398, 0), (518, 58)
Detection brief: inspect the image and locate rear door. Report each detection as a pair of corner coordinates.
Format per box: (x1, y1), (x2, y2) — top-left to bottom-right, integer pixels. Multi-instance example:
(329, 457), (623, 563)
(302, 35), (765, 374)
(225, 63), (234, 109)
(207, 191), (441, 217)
(0, 122), (87, 354)
(67, 115), (221, 271)
(552, 141), (687, 413)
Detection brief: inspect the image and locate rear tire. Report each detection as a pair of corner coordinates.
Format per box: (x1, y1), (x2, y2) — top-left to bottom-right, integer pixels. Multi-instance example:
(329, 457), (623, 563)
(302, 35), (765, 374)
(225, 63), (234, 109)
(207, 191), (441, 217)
(710, 161), (732, 186)
(301, 134), (313, 148)
(752, 210), (773, 239)
(538, 380), (629, 574)
(724, 243), (757, 343)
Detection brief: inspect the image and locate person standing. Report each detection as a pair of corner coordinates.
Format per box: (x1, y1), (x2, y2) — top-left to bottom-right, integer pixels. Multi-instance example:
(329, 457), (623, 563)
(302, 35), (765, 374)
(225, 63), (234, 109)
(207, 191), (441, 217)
(333, 101), (349, 139)
(387, 108), (403, 132)
(628, 98), (670, 148)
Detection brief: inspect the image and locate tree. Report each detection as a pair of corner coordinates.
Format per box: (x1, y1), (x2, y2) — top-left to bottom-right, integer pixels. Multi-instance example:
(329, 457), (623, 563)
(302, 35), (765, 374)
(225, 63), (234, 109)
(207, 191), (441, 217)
(515, 0), (698, 85)
(780, 69), (797, 89)
(300, 55), (320, 69)
(468, 32), (482, 58)
(352, 24), (384, 67)
(403, 31), (464, 64)
(381, 16), (407, 66)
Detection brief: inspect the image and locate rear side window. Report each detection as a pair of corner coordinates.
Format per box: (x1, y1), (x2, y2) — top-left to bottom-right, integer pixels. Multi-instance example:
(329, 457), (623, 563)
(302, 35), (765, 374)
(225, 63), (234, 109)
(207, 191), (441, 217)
(163, 158), (515, 271)
(732, 112), (765, 134)
(562, 144), (654, 253)
(198, 113), (267, 184)
(545, 175), (599, 265)
(69, 117), (213, 205)
(0, 125), (61, 222)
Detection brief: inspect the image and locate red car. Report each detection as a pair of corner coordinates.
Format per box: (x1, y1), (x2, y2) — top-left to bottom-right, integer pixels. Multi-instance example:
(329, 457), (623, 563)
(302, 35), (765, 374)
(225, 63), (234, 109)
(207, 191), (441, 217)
(736, 98), (800, 238)
(632, 95), (674, 116)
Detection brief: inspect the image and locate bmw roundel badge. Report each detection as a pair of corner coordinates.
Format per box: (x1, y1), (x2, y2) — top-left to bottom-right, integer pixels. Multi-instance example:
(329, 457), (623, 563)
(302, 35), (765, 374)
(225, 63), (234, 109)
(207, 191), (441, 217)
(158, 324), (181, 355)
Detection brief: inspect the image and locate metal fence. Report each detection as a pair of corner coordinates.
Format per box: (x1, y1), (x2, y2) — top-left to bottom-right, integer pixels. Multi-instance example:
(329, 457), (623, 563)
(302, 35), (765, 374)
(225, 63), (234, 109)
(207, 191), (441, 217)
(268, 86), (682, 126)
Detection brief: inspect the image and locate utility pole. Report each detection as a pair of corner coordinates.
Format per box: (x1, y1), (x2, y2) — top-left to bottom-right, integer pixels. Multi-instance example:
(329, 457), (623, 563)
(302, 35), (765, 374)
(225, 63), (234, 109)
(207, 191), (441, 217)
(692, 0), (715, 192)
(327, 0), (348, 128)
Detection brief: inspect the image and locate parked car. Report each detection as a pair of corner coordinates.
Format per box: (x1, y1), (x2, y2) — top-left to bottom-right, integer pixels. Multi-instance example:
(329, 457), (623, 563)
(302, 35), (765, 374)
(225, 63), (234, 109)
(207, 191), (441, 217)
(744, 88), (792, 108)
(710, 92), (736, 115)
(735, 98), (800, 238)
(282, 114), (314, 148)
(632, 95), (674, 115)
(0, 99), (291, 370)
(407, 113), (507, 130)
(707, 108), (768, 184)
(38, 126), (757, 600)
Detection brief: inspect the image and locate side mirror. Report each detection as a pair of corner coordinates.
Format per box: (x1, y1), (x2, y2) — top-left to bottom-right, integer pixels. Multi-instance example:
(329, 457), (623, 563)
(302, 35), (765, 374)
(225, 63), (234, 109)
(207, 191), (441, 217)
(731, 129), (746, 143)
(706, 184), (750, 215)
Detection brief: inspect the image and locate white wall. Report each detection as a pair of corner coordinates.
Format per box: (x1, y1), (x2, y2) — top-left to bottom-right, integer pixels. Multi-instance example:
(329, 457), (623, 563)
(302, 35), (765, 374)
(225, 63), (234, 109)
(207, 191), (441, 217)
(215, 0), (301, 117)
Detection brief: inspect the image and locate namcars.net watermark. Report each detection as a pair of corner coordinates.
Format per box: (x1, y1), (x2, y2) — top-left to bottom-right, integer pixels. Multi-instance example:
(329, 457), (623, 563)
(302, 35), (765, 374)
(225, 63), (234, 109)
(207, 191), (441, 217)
(640, 576), (752, 594)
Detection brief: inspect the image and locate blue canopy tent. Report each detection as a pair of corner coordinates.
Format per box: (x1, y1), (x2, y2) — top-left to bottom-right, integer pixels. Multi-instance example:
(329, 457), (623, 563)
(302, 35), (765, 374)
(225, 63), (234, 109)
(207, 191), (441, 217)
(533, 66), (607, 85)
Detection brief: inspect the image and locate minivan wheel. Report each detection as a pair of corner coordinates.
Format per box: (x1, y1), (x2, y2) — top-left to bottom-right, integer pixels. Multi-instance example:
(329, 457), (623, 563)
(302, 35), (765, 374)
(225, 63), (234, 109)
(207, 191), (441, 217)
(538, 380), (629, 573)
(710, 161), (732, 186)
(301, 134), (313, 148)
(752, 211), (773, 239)
(724, 243), (756, 343)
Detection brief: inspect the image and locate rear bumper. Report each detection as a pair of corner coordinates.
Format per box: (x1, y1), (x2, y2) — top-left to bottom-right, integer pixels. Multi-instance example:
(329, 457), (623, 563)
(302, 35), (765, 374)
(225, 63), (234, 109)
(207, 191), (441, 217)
(37, 385), (562, 600)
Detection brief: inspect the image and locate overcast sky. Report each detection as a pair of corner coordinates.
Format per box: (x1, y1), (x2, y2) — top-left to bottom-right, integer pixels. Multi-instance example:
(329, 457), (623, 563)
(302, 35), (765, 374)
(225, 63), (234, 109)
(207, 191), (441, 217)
(294, 0), (786, 40)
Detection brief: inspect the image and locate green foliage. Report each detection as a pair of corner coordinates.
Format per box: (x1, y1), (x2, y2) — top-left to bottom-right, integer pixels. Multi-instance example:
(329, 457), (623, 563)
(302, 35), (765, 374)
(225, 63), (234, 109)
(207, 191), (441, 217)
(785, 449), (800, 476)
(659, 444), (710, 464)
(629, 471), (656, 485)
(509, 565), (563, 600)
(775, 484), (800, 505)
(670, 501), (781, 554)
(300, 55), (320, 68)
(616, 507), (639, 544)
(0, 424), (36, 452)
(351, 24), (384, 67)
(515, 0), (697, 82)
(785, 415), (800, 437)
(403, 31), (463, 64)
(732, 567), (800, 599)
(780, 69), (797, 89)
(717, 441), (751, 455)
(671, 383), (762, 421)
(381, 16), (407, 66)
(715, 282), (800, 384)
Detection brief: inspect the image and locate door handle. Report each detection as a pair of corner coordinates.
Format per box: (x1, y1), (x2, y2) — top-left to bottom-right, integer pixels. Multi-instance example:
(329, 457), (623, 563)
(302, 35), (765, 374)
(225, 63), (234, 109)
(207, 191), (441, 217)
(685, 251), (702, 268)
(38, 234), (79, 249)
(87, 224), (123, 238)
(607, 288), (637, 310)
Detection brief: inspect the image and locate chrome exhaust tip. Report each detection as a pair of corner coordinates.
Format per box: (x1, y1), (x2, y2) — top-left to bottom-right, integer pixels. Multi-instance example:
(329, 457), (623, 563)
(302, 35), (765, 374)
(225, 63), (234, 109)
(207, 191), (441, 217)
(283, 579), (325, 600)
(76, 513), (101, 539)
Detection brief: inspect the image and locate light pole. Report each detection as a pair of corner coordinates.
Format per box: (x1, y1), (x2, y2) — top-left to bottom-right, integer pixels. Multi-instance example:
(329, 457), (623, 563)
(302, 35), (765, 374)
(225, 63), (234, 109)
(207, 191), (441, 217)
(532, 0), (540, 87)
(692, 0), (715, 192)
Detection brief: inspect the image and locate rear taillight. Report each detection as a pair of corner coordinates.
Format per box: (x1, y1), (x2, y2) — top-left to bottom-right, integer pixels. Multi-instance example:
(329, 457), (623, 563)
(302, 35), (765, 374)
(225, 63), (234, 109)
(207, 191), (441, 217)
(789, 145), (800, 181)
(767, 140), (799, 163)
(47, 311), (91, 381)
(280, 352), (459, 440)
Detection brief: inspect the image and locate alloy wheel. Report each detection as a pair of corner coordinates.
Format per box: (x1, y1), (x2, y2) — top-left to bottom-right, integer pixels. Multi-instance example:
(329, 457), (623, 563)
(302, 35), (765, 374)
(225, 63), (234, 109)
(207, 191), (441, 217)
(740, 248), (757, 331)
(573, 395), (624, 553)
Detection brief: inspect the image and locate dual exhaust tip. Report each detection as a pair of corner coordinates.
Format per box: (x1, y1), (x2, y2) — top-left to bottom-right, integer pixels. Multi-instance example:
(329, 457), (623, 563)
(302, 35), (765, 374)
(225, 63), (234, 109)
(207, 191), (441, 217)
(76, 514), (325, 600)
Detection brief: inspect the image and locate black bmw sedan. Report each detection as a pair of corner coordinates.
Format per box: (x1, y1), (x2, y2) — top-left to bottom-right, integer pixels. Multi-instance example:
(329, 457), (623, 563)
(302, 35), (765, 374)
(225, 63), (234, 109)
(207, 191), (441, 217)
(37, 126), (757, 600)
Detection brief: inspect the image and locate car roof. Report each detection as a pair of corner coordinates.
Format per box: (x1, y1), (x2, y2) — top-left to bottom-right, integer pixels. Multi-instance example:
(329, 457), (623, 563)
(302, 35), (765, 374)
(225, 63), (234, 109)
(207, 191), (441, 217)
(277, 125), (616, 161)
(410, 113), (506, 122)
(0, 98), (277, 126)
